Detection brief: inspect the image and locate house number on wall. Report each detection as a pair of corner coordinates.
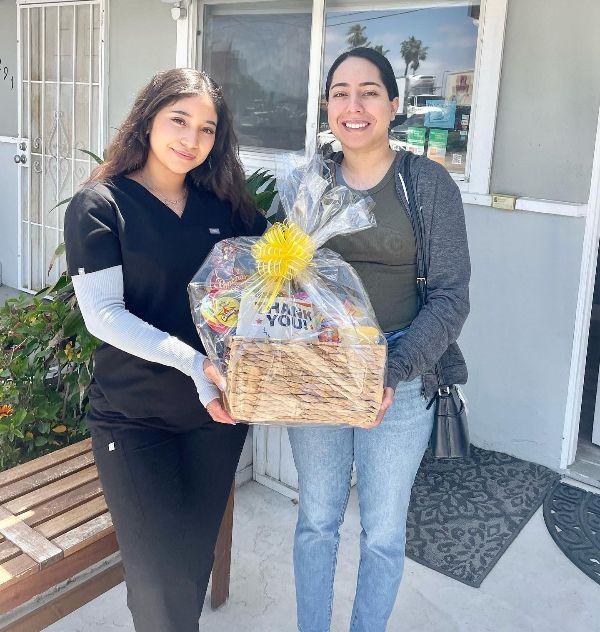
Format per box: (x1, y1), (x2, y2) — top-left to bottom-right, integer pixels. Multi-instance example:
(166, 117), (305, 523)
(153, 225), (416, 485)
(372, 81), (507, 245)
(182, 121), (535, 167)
(0, 57), (15, 90)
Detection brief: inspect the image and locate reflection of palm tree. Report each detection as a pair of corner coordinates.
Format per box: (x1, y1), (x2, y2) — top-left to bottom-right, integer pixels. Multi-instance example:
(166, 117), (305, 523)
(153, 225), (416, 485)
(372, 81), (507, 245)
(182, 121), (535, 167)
(410, 55), (426, 74)
(371, 44), (390, 57)
(346, 24), (368, 49)
(400, 36), (429, 75)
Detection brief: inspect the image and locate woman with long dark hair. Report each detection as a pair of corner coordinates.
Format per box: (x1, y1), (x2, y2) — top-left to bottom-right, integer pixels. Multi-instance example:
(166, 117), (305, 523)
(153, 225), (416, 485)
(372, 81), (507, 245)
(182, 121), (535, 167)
(64, 68), (266, 631)
(287, 48), (470, 631)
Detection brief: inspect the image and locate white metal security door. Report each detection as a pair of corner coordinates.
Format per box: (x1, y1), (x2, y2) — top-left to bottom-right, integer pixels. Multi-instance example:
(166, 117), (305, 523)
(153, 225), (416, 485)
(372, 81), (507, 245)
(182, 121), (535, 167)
(18, 1), (104, 291)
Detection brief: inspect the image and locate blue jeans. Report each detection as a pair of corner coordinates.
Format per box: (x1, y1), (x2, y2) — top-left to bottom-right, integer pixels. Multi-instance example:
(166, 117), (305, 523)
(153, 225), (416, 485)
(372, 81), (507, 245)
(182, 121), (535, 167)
(288, 331), (434, 632)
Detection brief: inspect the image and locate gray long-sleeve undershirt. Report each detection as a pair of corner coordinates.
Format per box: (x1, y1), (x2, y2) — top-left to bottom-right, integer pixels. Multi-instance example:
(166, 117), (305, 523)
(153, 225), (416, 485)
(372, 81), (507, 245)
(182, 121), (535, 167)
(72, 264), (221, 408)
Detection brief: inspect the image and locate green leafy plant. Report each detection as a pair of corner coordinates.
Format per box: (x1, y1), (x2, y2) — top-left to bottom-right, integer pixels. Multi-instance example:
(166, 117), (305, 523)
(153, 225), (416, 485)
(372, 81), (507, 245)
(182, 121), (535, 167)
(0, 155), (277, 469)
(0, 276), (97, 469)
(246, 168), (277, 216)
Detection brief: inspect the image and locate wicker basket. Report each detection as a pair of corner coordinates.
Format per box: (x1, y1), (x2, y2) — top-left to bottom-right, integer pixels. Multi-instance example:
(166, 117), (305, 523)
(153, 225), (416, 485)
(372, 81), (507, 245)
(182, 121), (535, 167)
(224, 336), (386, 426)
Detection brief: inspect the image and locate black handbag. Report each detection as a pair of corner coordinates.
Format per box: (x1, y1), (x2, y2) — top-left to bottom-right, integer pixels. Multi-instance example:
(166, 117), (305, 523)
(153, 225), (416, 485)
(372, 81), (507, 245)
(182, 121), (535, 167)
(400, 154), (470, 458)
(427, 385), (470, 458)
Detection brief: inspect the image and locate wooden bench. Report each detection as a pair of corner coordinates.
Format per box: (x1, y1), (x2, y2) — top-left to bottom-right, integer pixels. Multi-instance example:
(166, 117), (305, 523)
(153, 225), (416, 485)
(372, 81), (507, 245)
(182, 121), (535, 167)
(0, 439), (234, 631)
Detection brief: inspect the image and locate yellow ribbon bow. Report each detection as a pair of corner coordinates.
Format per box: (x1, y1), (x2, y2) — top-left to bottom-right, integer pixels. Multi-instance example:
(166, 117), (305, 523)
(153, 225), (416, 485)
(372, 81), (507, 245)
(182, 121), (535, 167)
(249, 221), (315, 312)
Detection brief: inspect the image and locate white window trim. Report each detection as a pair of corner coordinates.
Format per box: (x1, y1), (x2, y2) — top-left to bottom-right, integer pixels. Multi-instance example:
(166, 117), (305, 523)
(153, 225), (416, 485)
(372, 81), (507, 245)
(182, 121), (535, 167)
(460, 193), (588, 217)
(514, 198), (586, 218)
(459, 0), (507, 196)
(304, 0), (326, 157)
(174, 0), (197, 67)
(16, 0), (90, 4)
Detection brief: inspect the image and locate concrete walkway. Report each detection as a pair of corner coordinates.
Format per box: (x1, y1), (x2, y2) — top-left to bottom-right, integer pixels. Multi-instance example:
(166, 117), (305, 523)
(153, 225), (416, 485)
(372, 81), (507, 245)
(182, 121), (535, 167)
(46, 479), (599, 632)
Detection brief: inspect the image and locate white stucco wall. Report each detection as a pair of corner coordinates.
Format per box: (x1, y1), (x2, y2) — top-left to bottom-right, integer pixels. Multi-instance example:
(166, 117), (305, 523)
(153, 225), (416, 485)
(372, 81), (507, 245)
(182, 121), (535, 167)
(491, 0), (600, 203)
(0, 0), (18, 137)
(460, 205), (585, 469)
(0, 1), (19, 288)
(461, 0), (600, 469)
(106, 0), (177, 140)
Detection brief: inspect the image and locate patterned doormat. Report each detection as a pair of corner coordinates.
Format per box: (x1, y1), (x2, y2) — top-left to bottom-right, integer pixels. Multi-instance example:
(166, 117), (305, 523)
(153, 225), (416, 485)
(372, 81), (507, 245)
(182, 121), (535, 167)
(543, 481), (600, 585)
(406, 446), (559, 587)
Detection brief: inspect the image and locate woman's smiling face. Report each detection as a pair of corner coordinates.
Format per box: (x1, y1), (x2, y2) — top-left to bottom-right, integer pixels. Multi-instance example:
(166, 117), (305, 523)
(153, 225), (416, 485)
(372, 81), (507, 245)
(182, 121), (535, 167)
(147, 93), (218, 176)
(327, 56), (399, 153)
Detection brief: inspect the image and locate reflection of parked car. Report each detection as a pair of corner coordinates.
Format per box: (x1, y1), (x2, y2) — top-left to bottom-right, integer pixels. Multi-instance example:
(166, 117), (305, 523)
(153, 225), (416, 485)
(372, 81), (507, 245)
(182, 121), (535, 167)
(406, 95), (443, 116)
(391, 113), (408, 128)
(390, 114), (427, 148)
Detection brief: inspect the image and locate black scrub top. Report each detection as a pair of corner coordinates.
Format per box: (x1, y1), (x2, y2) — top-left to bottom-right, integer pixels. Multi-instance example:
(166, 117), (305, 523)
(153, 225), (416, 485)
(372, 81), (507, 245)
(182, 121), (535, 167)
(64, 175), (267, 431)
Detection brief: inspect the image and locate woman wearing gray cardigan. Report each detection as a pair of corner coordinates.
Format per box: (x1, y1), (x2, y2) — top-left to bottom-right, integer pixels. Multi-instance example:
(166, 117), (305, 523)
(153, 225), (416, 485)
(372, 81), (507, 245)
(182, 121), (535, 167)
(288, 47), (470, 632)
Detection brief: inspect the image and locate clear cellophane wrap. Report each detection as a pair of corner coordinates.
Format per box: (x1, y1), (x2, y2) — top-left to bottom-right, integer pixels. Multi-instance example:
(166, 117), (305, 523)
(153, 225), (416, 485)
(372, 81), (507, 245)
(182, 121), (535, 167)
(188, 154), (387, 426)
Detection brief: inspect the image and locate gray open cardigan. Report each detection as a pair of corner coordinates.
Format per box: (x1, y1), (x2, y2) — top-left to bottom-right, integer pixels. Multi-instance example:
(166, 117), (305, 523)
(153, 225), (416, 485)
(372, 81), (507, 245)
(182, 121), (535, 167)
(327, 150), (471, 399)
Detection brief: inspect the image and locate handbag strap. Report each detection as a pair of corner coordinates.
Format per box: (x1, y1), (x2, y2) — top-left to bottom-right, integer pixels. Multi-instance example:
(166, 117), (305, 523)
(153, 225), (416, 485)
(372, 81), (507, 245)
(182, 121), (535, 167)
(399, 152), (449, 396)
(398, 153), (428, 305)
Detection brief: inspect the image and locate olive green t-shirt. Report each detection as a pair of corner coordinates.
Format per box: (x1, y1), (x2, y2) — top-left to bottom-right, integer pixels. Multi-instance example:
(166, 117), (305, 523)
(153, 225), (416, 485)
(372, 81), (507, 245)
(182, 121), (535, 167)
(325, 160), (418, 332)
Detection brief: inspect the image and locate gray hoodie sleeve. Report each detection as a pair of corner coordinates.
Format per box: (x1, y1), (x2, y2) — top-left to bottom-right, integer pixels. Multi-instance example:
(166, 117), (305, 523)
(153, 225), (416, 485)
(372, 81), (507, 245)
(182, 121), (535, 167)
(386, 161), (471, 388)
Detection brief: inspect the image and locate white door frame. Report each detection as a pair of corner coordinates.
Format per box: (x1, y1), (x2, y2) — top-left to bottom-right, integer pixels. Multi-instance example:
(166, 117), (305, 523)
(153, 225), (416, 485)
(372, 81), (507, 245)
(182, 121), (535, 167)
(173, 0), (196, 68)
(562, 105), (600, 469)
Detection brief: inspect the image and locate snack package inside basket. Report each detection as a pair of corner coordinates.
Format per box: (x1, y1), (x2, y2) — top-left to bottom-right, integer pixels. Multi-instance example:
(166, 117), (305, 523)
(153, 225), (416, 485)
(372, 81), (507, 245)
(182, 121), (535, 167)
(188, 153), (387, 427)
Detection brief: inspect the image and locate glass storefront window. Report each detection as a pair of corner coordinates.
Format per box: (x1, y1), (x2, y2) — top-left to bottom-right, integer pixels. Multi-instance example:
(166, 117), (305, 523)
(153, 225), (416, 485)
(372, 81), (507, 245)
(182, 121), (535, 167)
(200, 2), (312, 151)
(320, 2), (480, 175)
(200, 1), (481, 177)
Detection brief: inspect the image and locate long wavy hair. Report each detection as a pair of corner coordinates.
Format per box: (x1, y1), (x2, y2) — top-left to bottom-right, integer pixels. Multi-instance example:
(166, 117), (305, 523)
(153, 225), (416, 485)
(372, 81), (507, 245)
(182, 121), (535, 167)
(89, 68), (257, 226)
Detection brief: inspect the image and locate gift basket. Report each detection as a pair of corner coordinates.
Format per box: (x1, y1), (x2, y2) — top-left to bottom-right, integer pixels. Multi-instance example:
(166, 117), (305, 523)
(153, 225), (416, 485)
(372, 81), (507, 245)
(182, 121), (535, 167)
(188, 154), (387, 426)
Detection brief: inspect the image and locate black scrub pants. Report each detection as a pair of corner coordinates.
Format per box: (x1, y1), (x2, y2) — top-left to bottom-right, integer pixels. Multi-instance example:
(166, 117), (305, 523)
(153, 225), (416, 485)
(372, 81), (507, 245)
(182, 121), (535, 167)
(89, 419), (248, 632)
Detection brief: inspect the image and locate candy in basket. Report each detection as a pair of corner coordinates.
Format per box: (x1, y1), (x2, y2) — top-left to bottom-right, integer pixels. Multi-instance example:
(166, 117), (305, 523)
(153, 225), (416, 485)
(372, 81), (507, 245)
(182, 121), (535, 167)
(188, 154), (387, 426)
